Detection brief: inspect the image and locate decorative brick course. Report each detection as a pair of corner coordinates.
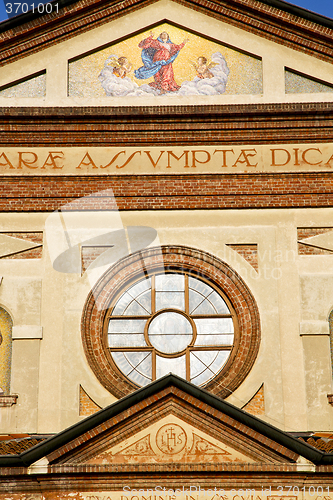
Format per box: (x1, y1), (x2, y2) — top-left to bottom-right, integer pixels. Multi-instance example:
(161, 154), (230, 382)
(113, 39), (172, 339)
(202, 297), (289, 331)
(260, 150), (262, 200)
(4, 466), (333, 492)
(0, 395), (18, 407)
(1, 0), (333, 67)
(81, 245), (261, 399)
(47, 387), (296, 465)
(0, 103), (333, 146)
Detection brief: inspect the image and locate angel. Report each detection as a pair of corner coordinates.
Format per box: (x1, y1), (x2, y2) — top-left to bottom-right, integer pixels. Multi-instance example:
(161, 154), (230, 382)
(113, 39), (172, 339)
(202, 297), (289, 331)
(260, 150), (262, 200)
(191, 56), (217, 79)
(107, 56), (132, 78)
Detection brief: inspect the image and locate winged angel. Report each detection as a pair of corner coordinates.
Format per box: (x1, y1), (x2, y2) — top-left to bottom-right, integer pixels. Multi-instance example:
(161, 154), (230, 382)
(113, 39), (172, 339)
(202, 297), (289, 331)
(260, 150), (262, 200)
(98, 54), (142, 97)
(191, 56), (218, 79)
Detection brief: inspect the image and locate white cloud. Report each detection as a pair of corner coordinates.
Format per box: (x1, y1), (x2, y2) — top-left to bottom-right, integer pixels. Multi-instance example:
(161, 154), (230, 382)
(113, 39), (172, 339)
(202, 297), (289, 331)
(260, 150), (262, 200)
(99, 52), (229, 97)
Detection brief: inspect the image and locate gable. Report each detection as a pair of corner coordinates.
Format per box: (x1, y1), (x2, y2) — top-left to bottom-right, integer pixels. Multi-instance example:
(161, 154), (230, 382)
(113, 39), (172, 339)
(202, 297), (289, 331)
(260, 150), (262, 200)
(0, 0), (332, 107)
(84, 415), (256, 465)
(44, 381), (301, 466)
(1, 375), (332, 471)
(68, 23), (262, 99)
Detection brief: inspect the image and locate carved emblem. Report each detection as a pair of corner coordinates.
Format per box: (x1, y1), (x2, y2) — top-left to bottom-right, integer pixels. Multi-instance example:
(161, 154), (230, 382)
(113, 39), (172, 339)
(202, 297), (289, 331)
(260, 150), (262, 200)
(117, 435), (154, 456)
(190, 433), (231, 456)
(156, 424), (187, 454)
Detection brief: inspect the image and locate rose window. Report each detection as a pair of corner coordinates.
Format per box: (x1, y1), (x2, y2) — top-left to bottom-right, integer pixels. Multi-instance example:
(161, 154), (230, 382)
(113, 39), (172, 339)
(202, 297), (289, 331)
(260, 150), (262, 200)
(106, 272), (236, 387)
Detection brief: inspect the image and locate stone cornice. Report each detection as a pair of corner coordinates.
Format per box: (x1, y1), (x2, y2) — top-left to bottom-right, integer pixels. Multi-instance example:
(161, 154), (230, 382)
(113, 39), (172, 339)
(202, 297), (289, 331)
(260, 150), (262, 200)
(0, 103), (332, 146)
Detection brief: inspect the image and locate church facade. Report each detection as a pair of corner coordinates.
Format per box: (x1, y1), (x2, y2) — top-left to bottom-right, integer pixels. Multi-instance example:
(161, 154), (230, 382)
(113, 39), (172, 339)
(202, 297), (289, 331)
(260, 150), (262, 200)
(0, 0), (333, 496)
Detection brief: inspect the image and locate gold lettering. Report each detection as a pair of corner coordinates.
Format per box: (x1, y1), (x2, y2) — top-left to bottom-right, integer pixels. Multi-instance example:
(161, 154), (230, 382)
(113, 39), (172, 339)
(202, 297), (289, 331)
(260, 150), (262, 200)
(232, 149), (258, 168)
(76, 152), (98, 169)
(302, 148), (322, 165)
(100, 151), (125, 169)
(41, 151), (64, 169)
(144, 151), (165, 168)
(192, 150), (211, 168)
(324, 153), (333, 166)
(270, 148), (291, 167)
(293, 148), (300, 166)
(18, 152), (38, 169)
(0, 152), (14, 169)
(213, 149), (234, 167)
(167, 151), (190, 168)
(116, 151), (141, 169)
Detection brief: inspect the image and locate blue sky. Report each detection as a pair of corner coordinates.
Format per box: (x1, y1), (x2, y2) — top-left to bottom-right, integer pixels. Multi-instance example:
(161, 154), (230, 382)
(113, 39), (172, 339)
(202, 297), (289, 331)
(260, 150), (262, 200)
(289, 0), (332, 17)
(0, 0), (331, 25)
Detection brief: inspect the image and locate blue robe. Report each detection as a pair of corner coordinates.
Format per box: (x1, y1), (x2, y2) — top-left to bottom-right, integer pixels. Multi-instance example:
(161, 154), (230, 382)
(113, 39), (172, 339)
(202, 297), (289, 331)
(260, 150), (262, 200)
(134, 37), (180, 80)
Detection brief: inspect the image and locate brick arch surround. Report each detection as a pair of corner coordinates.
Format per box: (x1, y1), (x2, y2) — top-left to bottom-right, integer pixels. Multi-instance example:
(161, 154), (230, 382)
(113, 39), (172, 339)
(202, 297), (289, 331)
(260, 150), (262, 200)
(81, 246), (261, 399)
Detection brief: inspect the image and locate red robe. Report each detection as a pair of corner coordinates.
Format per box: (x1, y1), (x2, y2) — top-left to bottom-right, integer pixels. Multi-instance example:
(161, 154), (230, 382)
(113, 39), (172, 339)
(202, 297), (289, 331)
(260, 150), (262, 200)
(138, 36), (185, 92)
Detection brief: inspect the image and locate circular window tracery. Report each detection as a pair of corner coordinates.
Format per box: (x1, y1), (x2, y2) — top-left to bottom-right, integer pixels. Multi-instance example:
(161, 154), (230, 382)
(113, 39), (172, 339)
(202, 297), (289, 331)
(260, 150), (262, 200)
(82, 246), (261, 399)
(106, 272), (236, 387)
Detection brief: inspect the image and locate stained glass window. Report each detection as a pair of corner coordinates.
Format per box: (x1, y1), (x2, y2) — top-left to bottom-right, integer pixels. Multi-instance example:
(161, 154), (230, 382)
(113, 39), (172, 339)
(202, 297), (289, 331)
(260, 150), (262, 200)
(106, 272), (236, 387)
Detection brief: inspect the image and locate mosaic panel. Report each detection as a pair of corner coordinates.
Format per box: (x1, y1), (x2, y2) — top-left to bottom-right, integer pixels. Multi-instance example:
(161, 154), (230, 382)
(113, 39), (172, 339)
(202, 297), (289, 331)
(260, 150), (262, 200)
(0, 73), (46, 98)
(0, 308), (13, 395)
(285, 69), (333, 94)
(68, 24), (262, 98)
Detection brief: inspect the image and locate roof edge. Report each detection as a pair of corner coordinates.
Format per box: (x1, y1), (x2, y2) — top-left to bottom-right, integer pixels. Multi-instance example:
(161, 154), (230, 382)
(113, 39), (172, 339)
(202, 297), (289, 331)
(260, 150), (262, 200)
(0, 374), (333, 467)
(0, 0), (332, 34)
(256, 0), (333, 28)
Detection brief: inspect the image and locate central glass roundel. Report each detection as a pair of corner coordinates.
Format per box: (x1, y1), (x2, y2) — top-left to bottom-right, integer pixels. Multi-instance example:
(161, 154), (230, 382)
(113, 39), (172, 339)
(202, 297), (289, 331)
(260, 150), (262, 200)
(148, 312), (193, 354)
(107, 272), (235, 387)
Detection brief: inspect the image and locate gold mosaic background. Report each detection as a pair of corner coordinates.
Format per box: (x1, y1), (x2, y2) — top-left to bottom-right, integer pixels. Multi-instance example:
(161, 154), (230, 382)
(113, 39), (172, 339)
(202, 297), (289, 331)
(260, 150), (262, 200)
(68, 23), (263, 97)
(0, 73), (46, 98)
(285, 70), (333, 94)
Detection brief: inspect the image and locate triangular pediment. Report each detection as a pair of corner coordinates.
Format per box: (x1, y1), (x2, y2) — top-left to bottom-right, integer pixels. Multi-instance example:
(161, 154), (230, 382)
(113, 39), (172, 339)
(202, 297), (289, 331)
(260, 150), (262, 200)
(0, 375), (328, 469)
(83, 415), (256, 465)
(35, 376), (315, 468)
(68, 22), (262, 99)
(0, 0), (332, 107)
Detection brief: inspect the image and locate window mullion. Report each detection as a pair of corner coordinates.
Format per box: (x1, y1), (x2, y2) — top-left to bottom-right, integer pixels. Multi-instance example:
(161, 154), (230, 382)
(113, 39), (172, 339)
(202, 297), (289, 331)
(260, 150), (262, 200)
(152, 274), (156, 314)
(185, 273), (189, 314)
(152, 350), (156, 380)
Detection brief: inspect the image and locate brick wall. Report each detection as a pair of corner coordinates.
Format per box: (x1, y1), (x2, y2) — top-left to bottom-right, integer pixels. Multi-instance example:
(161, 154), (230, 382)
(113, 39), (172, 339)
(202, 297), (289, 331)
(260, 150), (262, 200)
(0, 172), (332, 211)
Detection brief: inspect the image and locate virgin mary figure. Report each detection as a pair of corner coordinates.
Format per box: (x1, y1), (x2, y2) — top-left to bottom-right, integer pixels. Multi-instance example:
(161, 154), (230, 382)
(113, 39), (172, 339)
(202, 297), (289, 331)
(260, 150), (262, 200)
(134, 31), (189, 94)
